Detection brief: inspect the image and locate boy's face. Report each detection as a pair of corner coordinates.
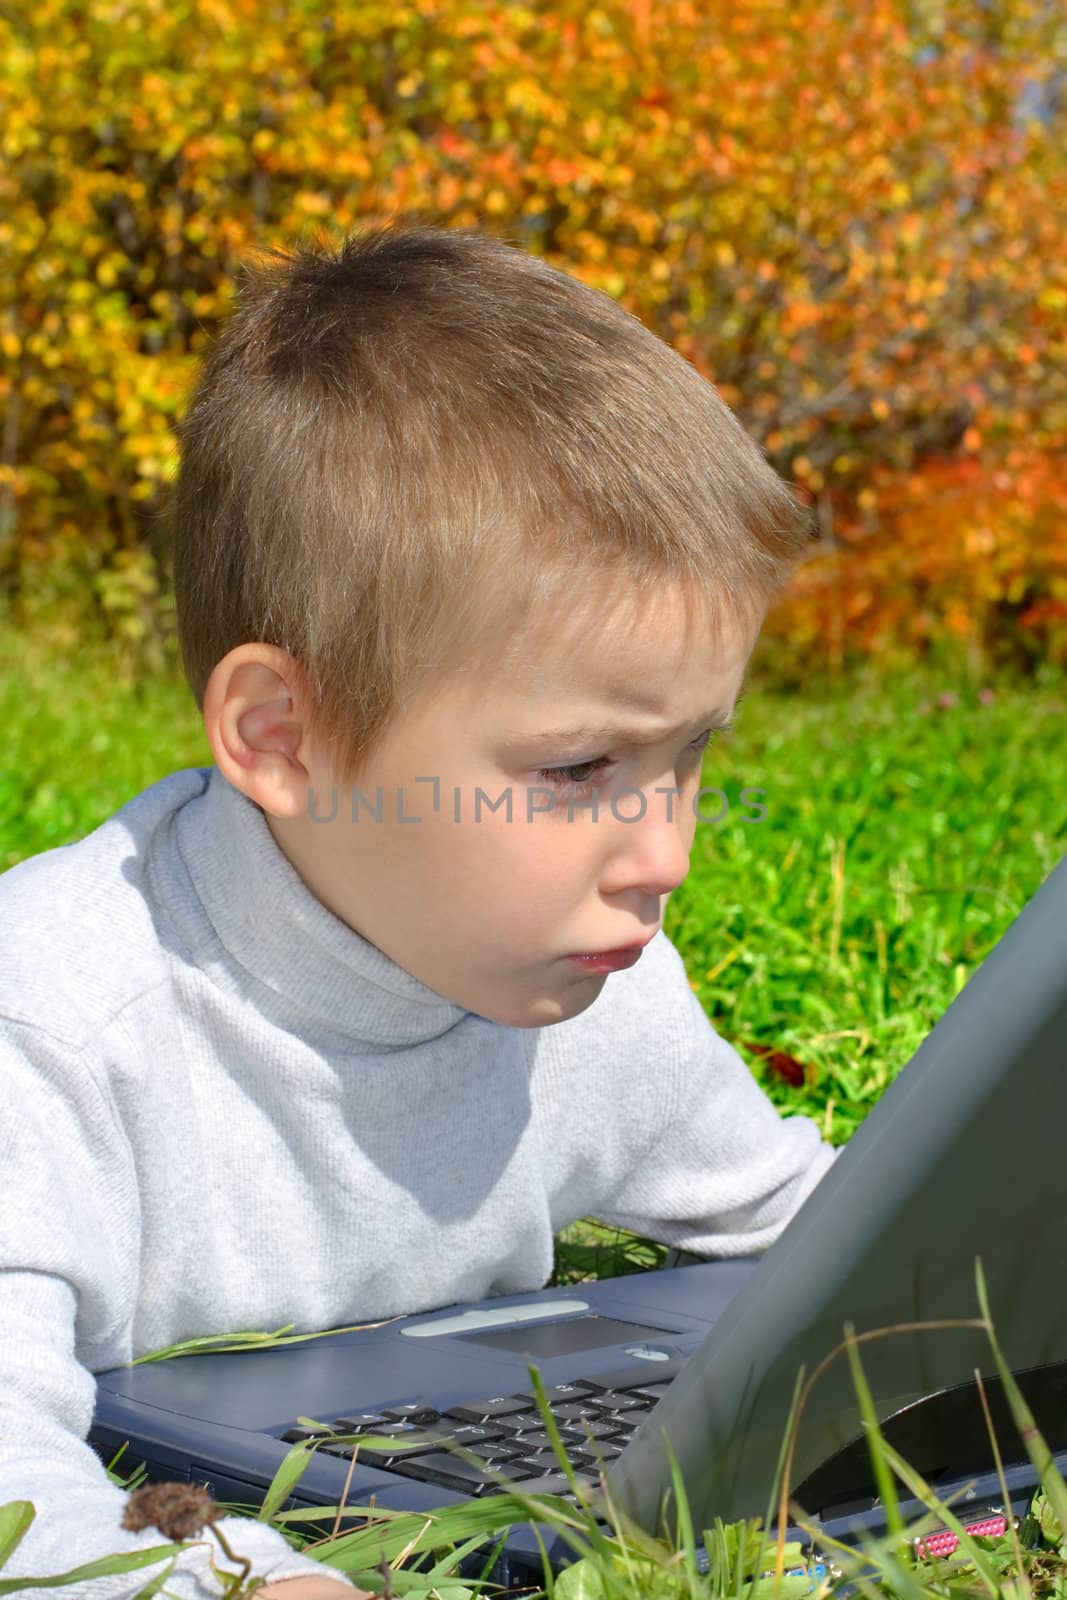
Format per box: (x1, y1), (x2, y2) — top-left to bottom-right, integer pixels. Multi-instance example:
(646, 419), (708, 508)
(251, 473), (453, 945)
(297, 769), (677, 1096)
(236, 580), (760, 1029)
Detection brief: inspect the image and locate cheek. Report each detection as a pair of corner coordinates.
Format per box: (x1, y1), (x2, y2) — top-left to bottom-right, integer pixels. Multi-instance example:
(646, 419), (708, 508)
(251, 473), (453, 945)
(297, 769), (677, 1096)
(459, 814), (592, 906)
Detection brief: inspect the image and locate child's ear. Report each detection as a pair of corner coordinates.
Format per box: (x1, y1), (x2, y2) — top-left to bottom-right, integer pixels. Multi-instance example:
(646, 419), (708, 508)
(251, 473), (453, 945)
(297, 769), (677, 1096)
(202, 643), (319, 817)
(236, 694), (301, 763)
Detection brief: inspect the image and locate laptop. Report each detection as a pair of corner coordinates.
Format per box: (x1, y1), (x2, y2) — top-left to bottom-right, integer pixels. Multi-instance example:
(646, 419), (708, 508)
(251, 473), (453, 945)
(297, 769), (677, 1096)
(90, 854), (1067, 1588)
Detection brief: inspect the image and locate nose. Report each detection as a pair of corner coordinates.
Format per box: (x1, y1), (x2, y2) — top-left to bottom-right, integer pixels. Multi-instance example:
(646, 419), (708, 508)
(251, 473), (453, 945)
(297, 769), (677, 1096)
(598, 782), (694, 899)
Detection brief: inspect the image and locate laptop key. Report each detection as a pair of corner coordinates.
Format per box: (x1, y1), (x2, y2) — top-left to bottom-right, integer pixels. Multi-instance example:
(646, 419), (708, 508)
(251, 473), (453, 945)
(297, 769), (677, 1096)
(329, 1418), (425, 1438)
(621, 1381), (672, 1400)
(476, 1459), (543, 1485)
(462, 1455), (545, 1478)
(379, 1403), (442, 1425)
(573, 1419), (628, 1441)
(333, 1424), (433, 1445)
(319, 1438), (435, 1467)
(580, 1357), (687, 1391)
(475, 1441), (527, 1463)
(489, 1413), (540, 1435)
(532, 1381), (608, 1403)
(443, 1395), (535, 1423)
(498, 1470), (578, 1496)
(547, 1401), (605, 1424)
(329, 1412), (394, 1430)
(505, 1381), (605, 1410)
(520, 1449), (598, 1476)
(506, 1427), (585, 1452)
(330, 1420), (503, 1454)
(601, 1419), (638, 1441)
(591, 1391), (651, 1412)
(380, 1456), (495, 1494)
(424, 1422), (508, 1450)
(386, 1451), (537, 1493)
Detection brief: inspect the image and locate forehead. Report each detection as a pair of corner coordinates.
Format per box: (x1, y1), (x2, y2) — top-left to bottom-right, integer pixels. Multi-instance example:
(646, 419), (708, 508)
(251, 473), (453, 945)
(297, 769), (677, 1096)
(441, 572), (760, 726)
(530, 580), (739, 673)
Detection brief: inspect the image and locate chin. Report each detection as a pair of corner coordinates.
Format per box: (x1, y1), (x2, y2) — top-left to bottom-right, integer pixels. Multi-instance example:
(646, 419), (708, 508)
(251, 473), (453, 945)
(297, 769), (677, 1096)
(533, 986), (606, 1028)
(479, 986), (604, 1029)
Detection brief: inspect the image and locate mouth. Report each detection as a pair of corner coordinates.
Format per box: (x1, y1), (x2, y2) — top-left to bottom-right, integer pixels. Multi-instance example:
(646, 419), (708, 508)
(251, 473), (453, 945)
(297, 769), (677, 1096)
(567, 935), (656, 972)
(571, 931), (657, 957)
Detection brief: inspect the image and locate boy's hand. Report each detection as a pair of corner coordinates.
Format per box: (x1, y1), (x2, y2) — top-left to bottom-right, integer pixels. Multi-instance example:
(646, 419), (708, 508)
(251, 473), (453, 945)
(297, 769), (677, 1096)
(257, 1578), (372, 1599)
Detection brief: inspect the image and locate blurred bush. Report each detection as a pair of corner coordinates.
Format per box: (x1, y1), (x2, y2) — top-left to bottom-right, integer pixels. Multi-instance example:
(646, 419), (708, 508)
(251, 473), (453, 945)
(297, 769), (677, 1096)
(0, 0), (1063, 678)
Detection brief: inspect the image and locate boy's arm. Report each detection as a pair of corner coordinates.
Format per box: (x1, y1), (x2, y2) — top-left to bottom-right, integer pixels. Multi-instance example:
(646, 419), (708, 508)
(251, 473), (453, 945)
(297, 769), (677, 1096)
(0, 1020), (361, 1599)
(591, 940), (839, 1255)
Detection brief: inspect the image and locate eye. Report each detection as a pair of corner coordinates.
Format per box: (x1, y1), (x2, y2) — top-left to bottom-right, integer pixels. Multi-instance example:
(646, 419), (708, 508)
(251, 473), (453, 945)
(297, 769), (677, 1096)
(534, 730), (715, 797)
(534, 757), (613, 794)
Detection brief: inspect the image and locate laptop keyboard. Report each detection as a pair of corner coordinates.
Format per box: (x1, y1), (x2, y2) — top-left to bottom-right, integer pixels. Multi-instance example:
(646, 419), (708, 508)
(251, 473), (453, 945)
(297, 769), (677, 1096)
(280, 1358), (684, 1498)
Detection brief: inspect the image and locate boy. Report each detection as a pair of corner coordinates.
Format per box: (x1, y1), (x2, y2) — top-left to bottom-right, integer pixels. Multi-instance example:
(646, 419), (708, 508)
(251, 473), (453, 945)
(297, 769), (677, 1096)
(0, 223), (838, 1598)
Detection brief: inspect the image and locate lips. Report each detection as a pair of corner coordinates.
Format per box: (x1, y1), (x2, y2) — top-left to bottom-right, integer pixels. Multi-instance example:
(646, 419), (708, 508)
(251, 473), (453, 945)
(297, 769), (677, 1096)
(567, 934), (657, 974)
(568, 948), (644, 972)
(573, 933), (657, 958)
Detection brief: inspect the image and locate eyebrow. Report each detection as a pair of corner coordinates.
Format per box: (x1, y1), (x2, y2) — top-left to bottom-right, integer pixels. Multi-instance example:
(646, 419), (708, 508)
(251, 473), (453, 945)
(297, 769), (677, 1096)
(501, 701), (741, 751)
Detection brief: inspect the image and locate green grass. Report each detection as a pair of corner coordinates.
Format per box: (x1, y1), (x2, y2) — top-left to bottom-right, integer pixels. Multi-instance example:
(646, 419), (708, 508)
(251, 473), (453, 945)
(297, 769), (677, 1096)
(2, 625), (1066, 1597)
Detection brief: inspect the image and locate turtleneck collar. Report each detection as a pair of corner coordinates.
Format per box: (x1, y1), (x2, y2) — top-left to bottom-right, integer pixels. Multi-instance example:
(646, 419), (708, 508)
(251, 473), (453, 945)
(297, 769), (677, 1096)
(161, 765), (470, 1048)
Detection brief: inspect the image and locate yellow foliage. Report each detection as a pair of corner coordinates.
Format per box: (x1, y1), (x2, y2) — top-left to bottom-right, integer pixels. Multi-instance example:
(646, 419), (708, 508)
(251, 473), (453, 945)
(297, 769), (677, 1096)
(0, 0), (1064, 668)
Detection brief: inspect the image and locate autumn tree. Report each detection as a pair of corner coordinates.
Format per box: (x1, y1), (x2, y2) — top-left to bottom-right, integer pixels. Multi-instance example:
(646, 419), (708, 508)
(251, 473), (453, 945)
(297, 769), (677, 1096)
(0, 0), (1063, 673)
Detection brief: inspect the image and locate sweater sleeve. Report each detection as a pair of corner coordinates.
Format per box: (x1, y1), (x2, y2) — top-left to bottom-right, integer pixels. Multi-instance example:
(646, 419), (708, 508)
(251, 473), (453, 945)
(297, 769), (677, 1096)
(591, 958), (840, 1257)
(0, 1019), (355, 1598)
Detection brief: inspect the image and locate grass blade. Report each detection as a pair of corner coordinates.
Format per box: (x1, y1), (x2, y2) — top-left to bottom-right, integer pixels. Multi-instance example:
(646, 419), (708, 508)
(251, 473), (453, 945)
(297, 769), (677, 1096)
(276, 1492), (577, 1572)
(129, 1315), (404, 1365)
(130, 1562), (185, 1598)
(762, 1360), (807, 1595)
(0, 1541), (182, 1594)
(129, 1326), (299, 1364)
(972, 1363), (1029, 1580)
(842, 1321), (904, 1545)
(974, 1257), (1067, 1535)
(257, 1435), (321, 1523)
(0, 1503), (34, 1570)
(662, 1431), (700, 1591)
(420, 1527), (509, 1587)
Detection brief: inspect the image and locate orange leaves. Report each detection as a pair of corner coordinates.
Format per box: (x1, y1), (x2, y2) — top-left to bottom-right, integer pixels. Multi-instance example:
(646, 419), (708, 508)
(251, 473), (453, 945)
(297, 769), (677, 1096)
(764, 449), (1067, 672)
(542, 156), (585, 187)
(435, 128), (467, 159)
(781, 300), (823, 334)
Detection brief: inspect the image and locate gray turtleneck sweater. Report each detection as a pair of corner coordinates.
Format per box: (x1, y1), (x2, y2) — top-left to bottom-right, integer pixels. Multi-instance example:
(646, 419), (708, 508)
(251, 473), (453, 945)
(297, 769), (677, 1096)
(0, 765), (837, 1596)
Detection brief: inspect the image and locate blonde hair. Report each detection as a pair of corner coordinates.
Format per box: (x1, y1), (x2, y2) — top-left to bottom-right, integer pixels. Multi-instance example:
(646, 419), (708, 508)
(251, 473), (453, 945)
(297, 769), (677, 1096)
(169, 221), (814, 786)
